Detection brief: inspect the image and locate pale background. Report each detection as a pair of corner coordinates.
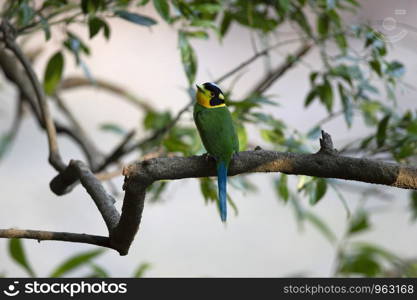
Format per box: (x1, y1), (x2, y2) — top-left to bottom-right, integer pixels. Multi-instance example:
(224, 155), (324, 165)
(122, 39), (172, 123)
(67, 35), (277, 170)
(0, 0), (416, 277)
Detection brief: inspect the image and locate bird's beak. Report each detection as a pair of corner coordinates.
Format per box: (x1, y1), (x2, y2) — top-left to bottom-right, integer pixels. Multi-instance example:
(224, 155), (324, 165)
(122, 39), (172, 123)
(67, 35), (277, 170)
(196, 84), (204, 92)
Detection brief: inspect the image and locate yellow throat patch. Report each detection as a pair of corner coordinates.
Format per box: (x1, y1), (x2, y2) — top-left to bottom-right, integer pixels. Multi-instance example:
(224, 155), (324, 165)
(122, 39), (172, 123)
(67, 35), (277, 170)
(196, 89), (225, 108)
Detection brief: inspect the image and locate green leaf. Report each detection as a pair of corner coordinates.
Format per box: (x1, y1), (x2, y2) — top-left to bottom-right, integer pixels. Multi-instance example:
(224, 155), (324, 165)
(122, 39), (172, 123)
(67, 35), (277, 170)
(277, 0), (291, 15)
(178, 31), (197, 85)
(339, 243), (400, 276)
(88, 17), (110, 39)
(42, 0), (68, 8)
(143, 111), (171, 130)
(386, 61), (405, 78)
(227, 194), (239, 216)
(153, 0), (170, 22)
(410, 191), (417, 220)
(220, 12), (232, 37)
(291, 9), (312, 37)
(18, 1), (35, 26)
(335, 33), (348, 51)
(81, 0), (105, 14)
(43, 51), (64, 95)
(376, 115), (390, 148)
(64, 32), (91, 65)
(133, 262), (151, 277)
(87, 264), (109, 278)
(230, 8), (277, 33)
(317, 14), (329, 37)
(115, 10), (157, 27)
(0, 134), (12, 161)
(369, 59), (382, 77)
(9, 239), (36, 277)
(310, 178), (327, 205)
(137, 0), (151, 6)
(304, 212), (336, 244)
(260, 129), (284, 144)
(147, 181), (168, 202)
(236, 123), (247, 151)
(338, 83), (353, 127)
(184, 30), (208, 40)
(163, 133), (189, 154)
(100, 123), (126, 135)
(50, 249), (104, 277)
(191, 3), (221, 14)
(345, 0), (359, 7)
(40, 16), (51, 41)
(277, 174), (289, 202)
(348, 211), (370, 234)
(318, 80), (333, 112)
(353, 242), (401, 263)
(339, 252), (381, 277)
(199, 177), (217, 204)
(307, 126), (321, 140)
(304, 88), (317, 107)
(310, 72), (319, 84)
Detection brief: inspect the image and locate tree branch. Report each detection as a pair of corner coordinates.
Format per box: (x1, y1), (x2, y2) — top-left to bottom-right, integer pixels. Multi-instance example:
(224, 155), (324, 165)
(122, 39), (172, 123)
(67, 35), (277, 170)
(50, 160), (120, 232)
(216, 38), (302, 84)
(109, 131), (417, 254)
(54, 94), (103, 163)
(123, 150), (417, 190)
(95, 129), (136, 173)
(249, 43), (313, 95)
(0, 48), (100, 169)
(0, 229), (110, 248)
(1, 20), (65, 171)
(3, 130), (417, 255)
(60, 76), (153, 112)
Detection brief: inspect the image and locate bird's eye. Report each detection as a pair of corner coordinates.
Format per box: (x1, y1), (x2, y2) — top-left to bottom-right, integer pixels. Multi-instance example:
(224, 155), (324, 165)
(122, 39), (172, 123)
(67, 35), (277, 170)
(210, 92), (214, 97)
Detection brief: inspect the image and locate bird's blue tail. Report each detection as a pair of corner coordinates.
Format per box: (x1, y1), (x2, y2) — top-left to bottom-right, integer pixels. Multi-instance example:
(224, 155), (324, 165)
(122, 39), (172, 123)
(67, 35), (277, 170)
(217, 161), (228, 222)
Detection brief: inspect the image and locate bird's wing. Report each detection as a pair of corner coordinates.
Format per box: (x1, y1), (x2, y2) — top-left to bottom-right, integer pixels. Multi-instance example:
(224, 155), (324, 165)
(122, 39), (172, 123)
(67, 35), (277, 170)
(194, 107), (238, 162)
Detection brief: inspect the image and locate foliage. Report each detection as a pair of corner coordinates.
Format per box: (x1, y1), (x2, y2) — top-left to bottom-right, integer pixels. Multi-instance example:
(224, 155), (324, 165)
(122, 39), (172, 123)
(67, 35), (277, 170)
(5, 239), (150, 278)
(0, 0), (414, 277)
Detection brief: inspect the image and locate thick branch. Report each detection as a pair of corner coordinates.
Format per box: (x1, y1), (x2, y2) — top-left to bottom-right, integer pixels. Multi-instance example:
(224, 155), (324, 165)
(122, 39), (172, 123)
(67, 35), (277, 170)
(50, 160), (120, 232)
(101, 131), (415, 255)
(110, 176), (149, 255)
(0, 229), (110, 248)
(123, 150), (417, 190)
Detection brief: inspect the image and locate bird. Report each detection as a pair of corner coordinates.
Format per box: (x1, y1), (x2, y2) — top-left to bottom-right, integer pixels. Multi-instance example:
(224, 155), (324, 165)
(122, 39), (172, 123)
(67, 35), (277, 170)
(193, 82), (239, 222)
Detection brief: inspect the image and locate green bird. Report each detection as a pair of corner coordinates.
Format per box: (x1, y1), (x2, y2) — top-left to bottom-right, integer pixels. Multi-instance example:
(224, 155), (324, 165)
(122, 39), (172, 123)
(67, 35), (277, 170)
(194, 82), (239, 222)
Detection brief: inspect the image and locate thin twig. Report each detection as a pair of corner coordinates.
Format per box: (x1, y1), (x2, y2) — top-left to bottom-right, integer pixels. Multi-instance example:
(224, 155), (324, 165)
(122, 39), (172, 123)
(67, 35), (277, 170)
(216, 38), (302, 84)
(95, 129), (136, 172)
(0, 229), (111, 248)
(249, 43), (313, 95)
(125, 99), (193, 152)
(54, 94), (103, 163)
(60, 77), (153, 112)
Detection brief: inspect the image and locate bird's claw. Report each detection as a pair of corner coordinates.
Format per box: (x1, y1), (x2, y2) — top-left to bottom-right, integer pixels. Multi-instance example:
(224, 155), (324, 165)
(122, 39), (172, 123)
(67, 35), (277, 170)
(232, 152), (240, 161)
(202, 152), (215, 161)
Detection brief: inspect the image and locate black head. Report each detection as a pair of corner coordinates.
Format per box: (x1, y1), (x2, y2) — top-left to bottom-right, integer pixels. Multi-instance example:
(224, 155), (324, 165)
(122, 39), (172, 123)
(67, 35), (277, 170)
(203, 82), (225, 106)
